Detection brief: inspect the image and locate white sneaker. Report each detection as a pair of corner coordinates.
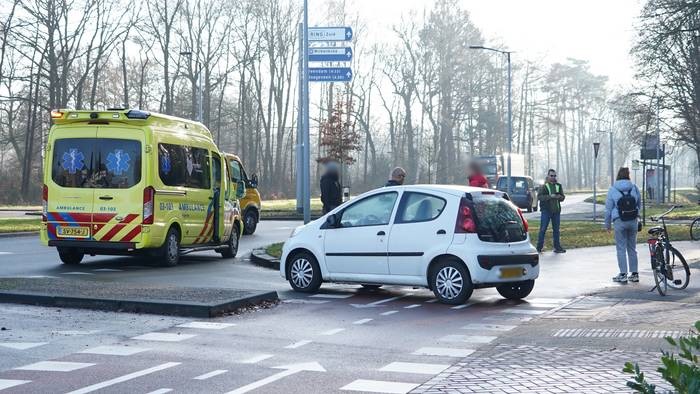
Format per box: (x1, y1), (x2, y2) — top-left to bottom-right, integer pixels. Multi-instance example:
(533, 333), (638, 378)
(612, 273), (628, 283)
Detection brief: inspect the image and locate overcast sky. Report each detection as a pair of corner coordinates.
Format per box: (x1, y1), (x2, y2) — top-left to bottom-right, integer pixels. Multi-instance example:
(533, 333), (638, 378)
(345, 0), (642, 88)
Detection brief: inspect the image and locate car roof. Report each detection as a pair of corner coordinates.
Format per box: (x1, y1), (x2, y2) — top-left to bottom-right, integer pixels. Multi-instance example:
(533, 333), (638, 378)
(379, 184), (505, 197)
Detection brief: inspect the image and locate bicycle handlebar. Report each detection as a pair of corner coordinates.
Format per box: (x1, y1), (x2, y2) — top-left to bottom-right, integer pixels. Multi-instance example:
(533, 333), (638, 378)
(651, 205), (682, 222)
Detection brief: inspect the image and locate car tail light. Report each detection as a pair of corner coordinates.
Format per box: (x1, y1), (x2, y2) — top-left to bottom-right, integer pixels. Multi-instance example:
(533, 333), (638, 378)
(455, 198), (477, 233)
(143, 186), (155, 224)
(517, 207), (529, 232)
(42, 184), (48, 222)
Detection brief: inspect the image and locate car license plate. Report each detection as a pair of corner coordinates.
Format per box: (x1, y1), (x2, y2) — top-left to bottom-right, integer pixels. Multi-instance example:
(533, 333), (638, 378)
(57, 226), (90, 238)
(499, 267), (523, 279)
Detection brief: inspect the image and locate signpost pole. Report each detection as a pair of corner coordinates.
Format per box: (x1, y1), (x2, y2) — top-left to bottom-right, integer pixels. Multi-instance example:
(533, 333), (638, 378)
(506, 52), (512, 196)
(302, 0), (311, 224)
(296, 23), (303, 214)
(593, 142), (600, 223)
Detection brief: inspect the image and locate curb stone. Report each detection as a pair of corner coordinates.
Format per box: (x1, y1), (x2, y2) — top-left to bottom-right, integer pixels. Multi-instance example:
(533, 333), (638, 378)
(251, 248), (280, 270)
(0, 231), (39, 238)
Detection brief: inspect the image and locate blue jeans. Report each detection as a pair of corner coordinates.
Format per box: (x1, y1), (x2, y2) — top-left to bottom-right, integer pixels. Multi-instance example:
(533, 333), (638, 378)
(536, 210), (561, 250)
(614, 219), (638, 273)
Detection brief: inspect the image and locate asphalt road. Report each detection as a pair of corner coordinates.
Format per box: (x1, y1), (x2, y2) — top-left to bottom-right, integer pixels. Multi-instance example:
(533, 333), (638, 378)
(1, 219), (699, 394)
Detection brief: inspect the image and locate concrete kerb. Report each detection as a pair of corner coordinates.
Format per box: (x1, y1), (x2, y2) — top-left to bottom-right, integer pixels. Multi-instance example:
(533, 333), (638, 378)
(251, 248), (280, 270)
(0, 231), (39, 238)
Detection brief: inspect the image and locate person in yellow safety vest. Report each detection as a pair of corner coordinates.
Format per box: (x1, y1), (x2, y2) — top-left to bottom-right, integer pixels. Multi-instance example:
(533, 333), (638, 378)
(536, 169), (567, 254)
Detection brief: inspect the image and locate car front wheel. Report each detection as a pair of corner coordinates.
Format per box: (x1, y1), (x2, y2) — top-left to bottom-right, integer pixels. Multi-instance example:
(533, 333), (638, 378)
(243, 209), (258, 235)
(497, 279), (535, 300)
(430, 258), (473, 305)
(220, 226), (239, 259)
(287, 251), (322, 293)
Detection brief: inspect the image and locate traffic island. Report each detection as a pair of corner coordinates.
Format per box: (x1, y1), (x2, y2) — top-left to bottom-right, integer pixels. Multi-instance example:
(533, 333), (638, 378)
(0, 277), (278, 318)
(251, 247), (280, 270)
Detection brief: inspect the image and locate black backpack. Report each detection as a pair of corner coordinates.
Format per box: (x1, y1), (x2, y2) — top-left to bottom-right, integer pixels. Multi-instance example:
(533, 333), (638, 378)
(616, 188), (638, 221)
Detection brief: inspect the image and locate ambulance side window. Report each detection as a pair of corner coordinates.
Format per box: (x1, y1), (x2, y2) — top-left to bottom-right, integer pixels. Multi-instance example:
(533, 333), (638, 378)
(158, 143), (187, 187)
(187, 147), (210, 189)
(212, 154), (221, 190)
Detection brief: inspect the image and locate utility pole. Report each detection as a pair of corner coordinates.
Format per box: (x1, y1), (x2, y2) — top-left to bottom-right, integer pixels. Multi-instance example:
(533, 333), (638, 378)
(296, 23), (303, 214)
(302, 0), (311, 224)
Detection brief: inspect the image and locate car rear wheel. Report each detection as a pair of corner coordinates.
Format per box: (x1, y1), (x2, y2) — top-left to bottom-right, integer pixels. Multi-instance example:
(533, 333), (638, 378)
(287, 251), (322, 293)
(58, 247), (83, 265)
(430, 258), (473, 305)
(497, 279), (535, 300)
(160, 227), (180, 267)
(220, 226), (239, 259)
(243, 209), (258, 235)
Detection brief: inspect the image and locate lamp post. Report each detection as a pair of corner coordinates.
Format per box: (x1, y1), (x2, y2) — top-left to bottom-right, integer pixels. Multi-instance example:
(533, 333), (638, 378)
(469, 45), (513, 196)
(180, 50), (203, 123)
(593, 141), (600, 222)
(593, 117), (614, 186)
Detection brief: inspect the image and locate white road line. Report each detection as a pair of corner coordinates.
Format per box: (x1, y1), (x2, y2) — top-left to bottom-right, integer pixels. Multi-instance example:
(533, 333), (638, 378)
(80, 345), (149, 356)
(461, 323), (516, 331)
(380, 310), (398, 316)
(403, 304), (421, 309)
(502, 308), (547, 315)
(193, 370), (228, 380)
(15, 361), (94, 372)
(0, 252), (12, 255)
(379, 362), (449, 375)
(425, 299), (438, 303)
(240, 354), (273, 364)
(309, 294), (354, 299)
(132, 333), (196, 342)
(353, 318), (373, 325)
(320, 328), (345, 336)
(282, 299), (330, 304)
(369, 295), (408, 305)
(61, 272), (94, 275)
(439, 335), (497, 344)
(285, 340), (312, 349)
(450, 304), (471, 310)
(145, 389), (172, 394)
(0, 342), (47, 350)
(91, 268), (123, 272)
(65, 362), (180, 394)
(0, 379), (30, 390)
(176, 322), (236, 330)
(413, 347), (475, 357)
(341, 379), (419, 393)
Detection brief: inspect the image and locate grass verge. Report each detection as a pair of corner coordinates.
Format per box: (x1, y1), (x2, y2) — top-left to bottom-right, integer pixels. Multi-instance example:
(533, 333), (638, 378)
(266, 242), (283, 259)
(0, 218), (41, 233)
(584, 189), (699, 220)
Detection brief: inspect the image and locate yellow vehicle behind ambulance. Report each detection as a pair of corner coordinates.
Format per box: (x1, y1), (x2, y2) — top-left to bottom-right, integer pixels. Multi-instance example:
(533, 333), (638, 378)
(42, 109), (243, 266)
(225, 153), (261, 235)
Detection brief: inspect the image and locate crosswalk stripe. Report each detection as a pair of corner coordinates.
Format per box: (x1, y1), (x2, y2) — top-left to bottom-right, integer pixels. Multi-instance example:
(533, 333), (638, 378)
(66, 362), (180, 394)
(413, 347), (475, 357)
(0, 379), (31, 390)
(285, 340), (312, 349)
(193, 370), (228, 380)
(353, 318), (373, 325)
(341, 379), (419, 393)
(379, 362), (449, 375)
(240, 354), (273, 364)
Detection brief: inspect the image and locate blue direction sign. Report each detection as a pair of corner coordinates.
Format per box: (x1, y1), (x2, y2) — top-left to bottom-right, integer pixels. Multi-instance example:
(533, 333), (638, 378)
(309, 67), (352, 82)
(309, 27), (353, 42)
(309, 47), (353, 62)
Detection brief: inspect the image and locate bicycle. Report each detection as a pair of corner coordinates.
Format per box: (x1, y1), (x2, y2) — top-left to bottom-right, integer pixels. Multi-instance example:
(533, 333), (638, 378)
(647, 205), (691, 296)
(690, 200), (700, 241)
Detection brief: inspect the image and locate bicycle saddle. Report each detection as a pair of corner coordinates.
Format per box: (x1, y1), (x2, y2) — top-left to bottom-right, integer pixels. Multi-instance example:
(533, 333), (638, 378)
(648, 226), (663, 236)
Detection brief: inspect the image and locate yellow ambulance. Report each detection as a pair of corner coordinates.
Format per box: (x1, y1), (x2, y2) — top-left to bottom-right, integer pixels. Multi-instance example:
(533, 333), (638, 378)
(225, 153), (261, 235)
(42, 109), (243, 266)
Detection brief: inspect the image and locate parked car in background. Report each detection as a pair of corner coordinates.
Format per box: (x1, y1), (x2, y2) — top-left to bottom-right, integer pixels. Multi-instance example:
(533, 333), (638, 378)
(496, 176), (538, 212)
(225, 153), (261, 235)
(280, 185), (538, 305)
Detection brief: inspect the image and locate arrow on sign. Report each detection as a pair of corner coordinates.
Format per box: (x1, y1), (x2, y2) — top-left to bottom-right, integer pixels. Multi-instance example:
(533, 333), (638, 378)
(224, 362), (326, 394)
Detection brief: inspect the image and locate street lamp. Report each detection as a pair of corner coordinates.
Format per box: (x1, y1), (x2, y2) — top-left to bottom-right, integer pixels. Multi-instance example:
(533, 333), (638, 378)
(593, 141), (600, 222)
(469, 45), (513, 196)
(593, 117), (614, 186)
(180, 50), (203, 123)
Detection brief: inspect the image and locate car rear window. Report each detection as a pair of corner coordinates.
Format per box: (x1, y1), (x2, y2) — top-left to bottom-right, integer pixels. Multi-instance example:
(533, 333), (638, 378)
(52, 138), (142, 189)
(470, 196), (527, 243)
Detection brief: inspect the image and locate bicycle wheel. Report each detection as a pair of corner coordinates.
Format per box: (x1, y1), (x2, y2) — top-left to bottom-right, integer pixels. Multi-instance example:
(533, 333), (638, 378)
(653, 245), (668, 296)
(667, 246), (690, 290)
(691, 218), (700, 241)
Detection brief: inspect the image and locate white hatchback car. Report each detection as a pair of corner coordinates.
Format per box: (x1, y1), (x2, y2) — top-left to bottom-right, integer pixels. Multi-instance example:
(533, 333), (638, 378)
(280, 185), (539, 304)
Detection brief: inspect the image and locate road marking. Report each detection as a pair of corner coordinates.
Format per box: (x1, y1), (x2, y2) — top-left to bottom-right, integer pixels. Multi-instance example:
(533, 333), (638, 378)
(425, 299), (438, 303)
(240, 354), (273, 364)
(380, 310), (398, 316)
(65, 362), (180, 394)
(92, 268), (123, 272)
(0, 379), (30, 390)
(61, 272), (94, 275)
(193, 370), (228, 380)
(351, 295), (408, 308)
(341, 379), (419, 393)
(404, 304), (421, 309)
(440, 335), (497, 344)
(0, 342), (47, 350)
(80, 345), (149, 356)
(225, 362), (325, 394)
(353, 318), (373, 325)
(15, 361), (94, 372)
(0, 252), (12, 255)
(132, 333), (196, 342)
(283, 299), (330, 304)
(309, 294), (354, 299)
(285, 340), (312, 349)
(54, 330), (101, 336)
(413, 347), (475, 357)
(450, 304), (471, 310)
(502, 308), (547, 315)
(177, 322), (236, 330)
(379, 362), (449, 375)
(461, 323), (517, 331)
(145, 389), (172, 394)
(320, 328), (345, 336)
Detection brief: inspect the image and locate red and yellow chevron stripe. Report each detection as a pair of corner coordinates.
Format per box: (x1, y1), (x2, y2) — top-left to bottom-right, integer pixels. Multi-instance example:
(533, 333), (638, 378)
(92, 213), (142, 242)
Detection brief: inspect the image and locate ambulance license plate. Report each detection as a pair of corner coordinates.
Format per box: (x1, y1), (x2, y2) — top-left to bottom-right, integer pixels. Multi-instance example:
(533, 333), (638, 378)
(499, 267), (524, 279)
(57, 226), (90, 238)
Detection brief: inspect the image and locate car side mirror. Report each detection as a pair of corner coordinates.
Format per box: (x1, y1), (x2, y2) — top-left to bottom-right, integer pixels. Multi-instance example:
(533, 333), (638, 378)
(325, 213), (339, 228)
(249, 174), (258, 188)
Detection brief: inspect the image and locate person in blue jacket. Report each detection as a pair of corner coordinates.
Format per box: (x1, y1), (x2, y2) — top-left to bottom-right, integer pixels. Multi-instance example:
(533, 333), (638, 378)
(605, 167), (641, 284)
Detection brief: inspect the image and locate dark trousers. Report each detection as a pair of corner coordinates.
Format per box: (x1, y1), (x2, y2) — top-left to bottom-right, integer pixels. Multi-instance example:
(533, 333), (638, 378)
(536, 210), (561, 250)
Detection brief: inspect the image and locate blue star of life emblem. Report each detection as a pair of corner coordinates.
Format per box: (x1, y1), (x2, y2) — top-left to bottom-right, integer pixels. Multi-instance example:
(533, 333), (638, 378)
(106, 149), (130, 175)
(61, 148), (85, 174)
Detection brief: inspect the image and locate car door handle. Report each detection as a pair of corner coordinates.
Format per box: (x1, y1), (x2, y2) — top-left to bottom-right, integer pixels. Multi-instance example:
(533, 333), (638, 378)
(377, 231), (386, 236)
(99, 195), (113, 200)
(437, 229), (446, 235)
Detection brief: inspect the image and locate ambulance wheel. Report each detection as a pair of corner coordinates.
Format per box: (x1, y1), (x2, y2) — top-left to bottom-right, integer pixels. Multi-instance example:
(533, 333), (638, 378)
(161, 227), (181, 267)
(58, 247), (83, 265)
(220, 226), (239, 259)
(243, 209), (258, 235)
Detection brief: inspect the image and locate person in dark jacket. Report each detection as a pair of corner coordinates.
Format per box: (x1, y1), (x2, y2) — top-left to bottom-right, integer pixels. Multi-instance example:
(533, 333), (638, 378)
(536, 169), (566, 254)
(605, 167), (641, 284)
(385, 167), (406, 187)
(320, 161), (342, 214)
